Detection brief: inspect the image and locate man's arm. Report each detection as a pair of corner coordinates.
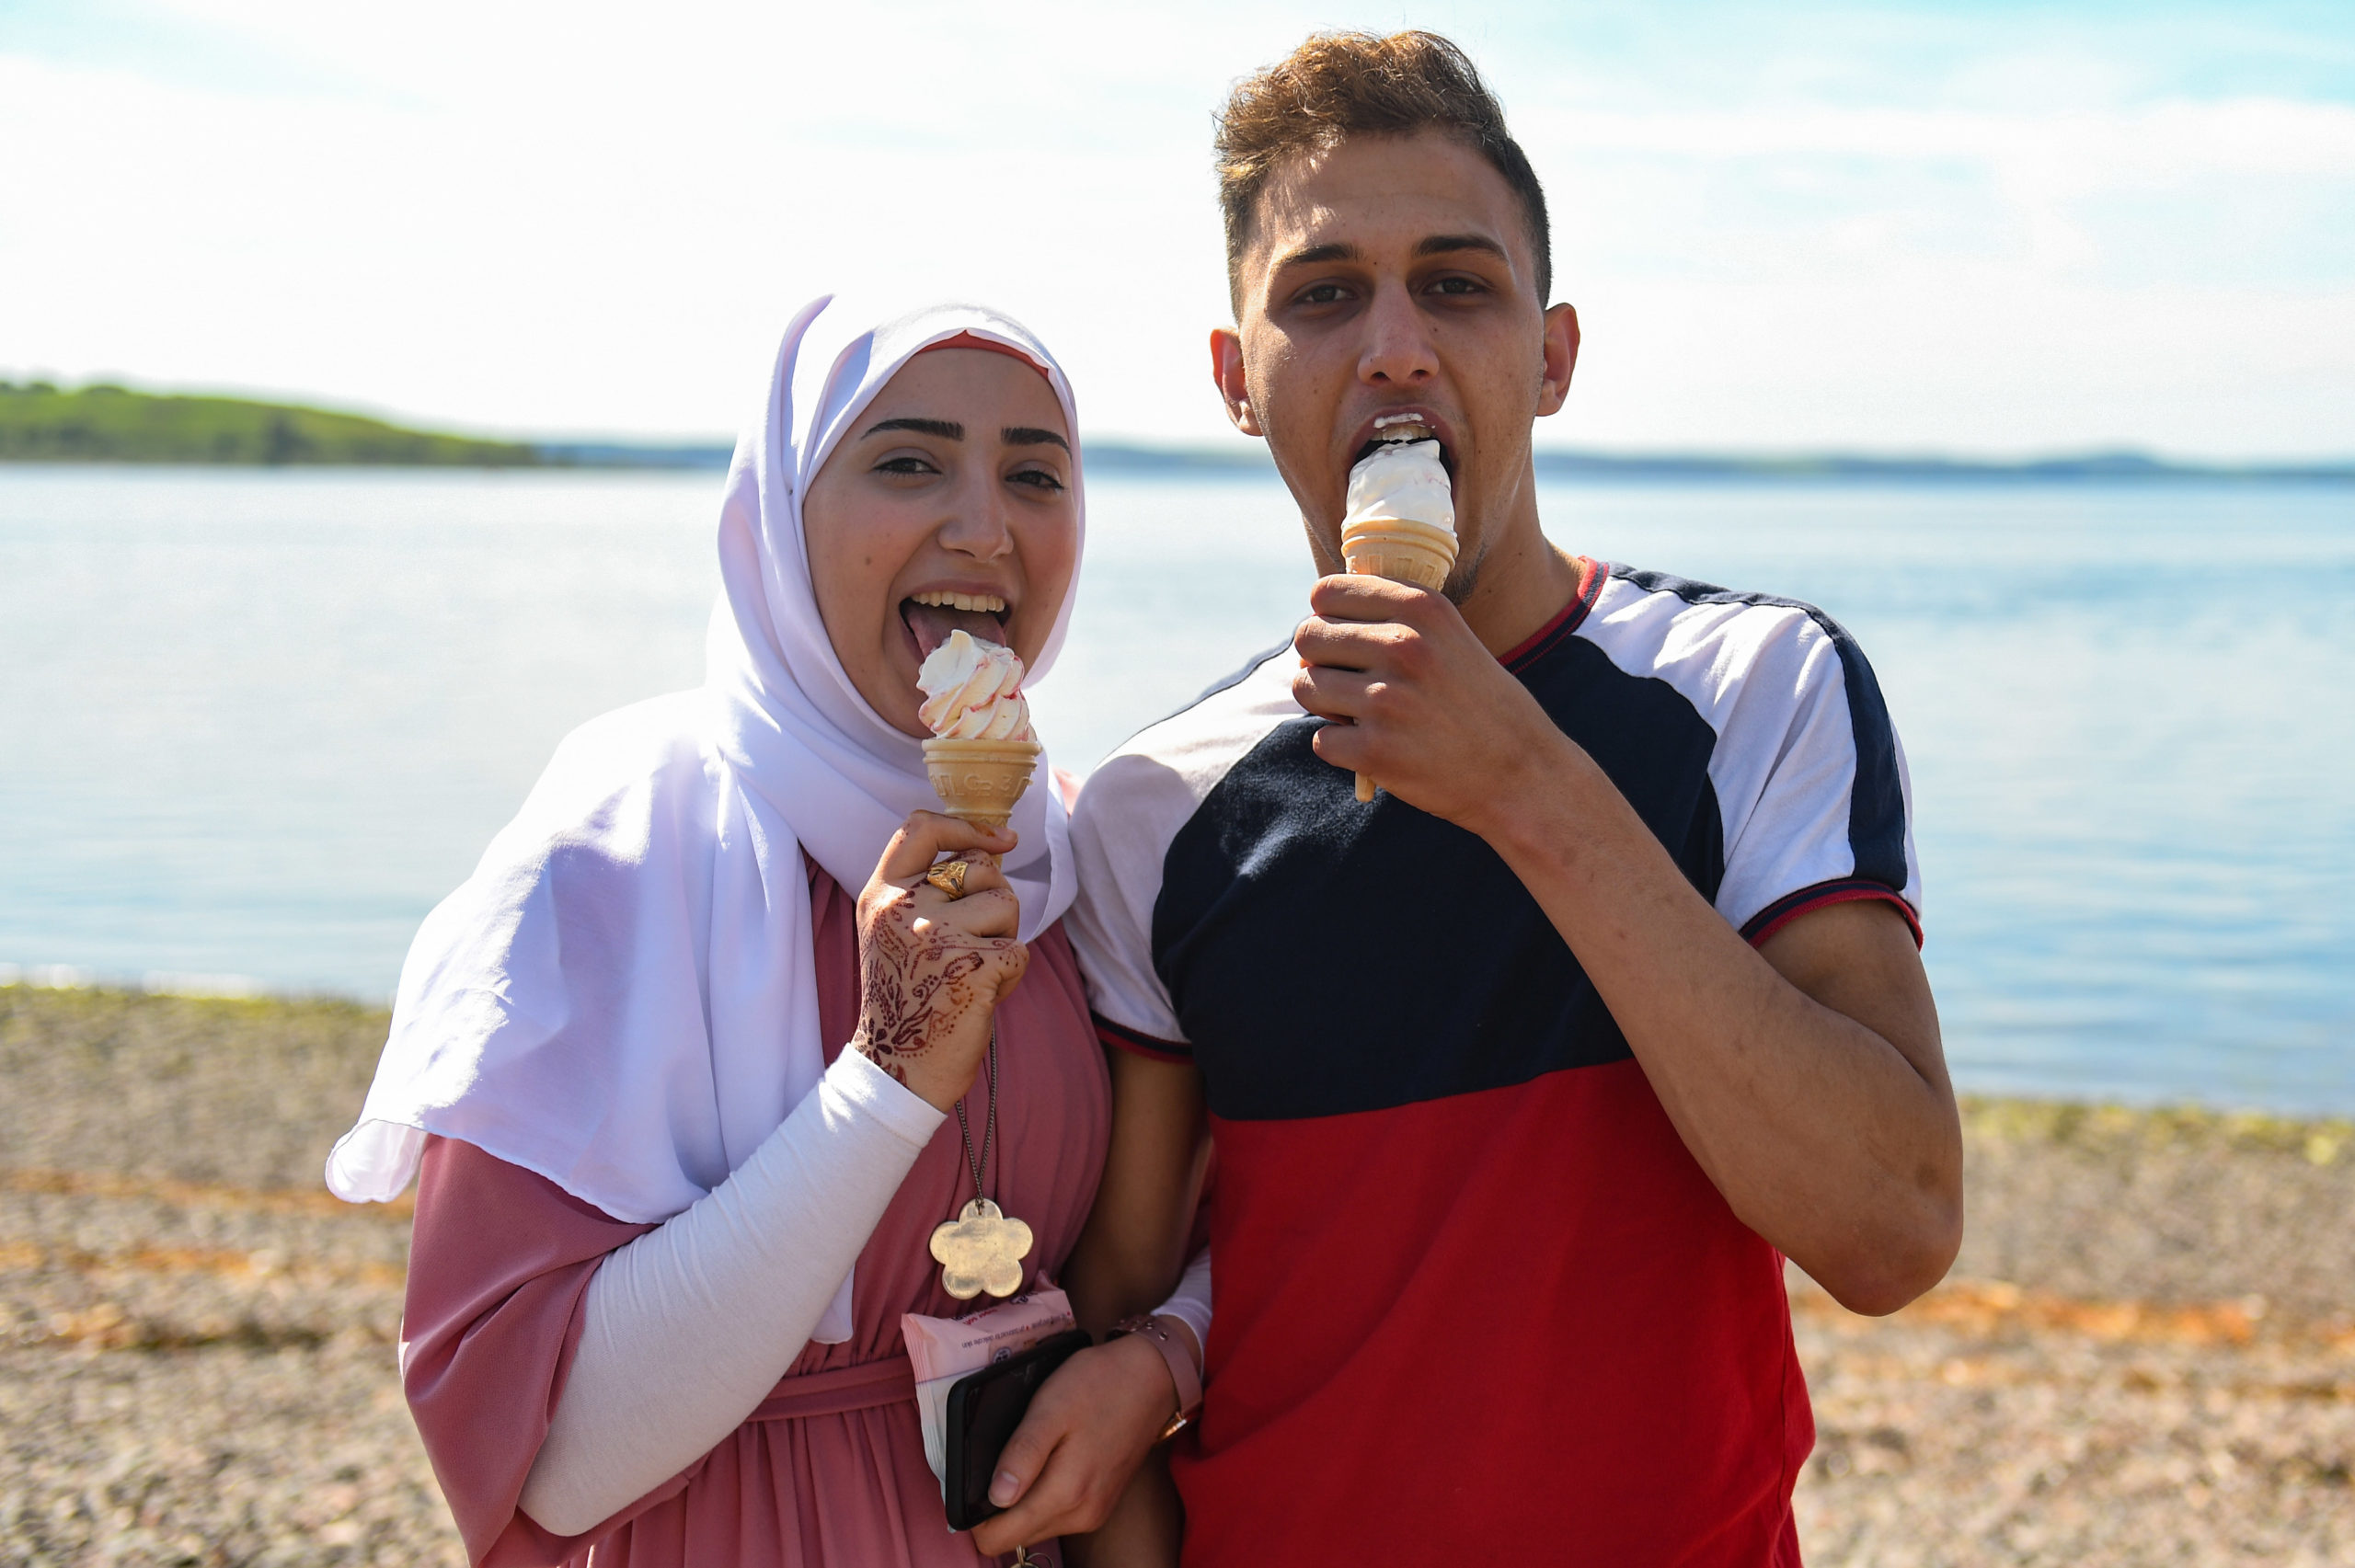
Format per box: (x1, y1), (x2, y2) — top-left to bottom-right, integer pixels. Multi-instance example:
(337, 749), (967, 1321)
(969, 1048), (1208, 1562)
(1064, 1049), (1212, 1333)
(1293, 573), (1962, 1314)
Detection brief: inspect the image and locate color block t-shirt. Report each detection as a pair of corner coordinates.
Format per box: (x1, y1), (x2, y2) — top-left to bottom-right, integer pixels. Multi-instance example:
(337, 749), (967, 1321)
(1065, 558), (1921, 1566)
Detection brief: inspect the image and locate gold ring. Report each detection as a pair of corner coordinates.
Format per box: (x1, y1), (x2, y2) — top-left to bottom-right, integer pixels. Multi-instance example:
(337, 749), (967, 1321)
(925, 860), (971, 898)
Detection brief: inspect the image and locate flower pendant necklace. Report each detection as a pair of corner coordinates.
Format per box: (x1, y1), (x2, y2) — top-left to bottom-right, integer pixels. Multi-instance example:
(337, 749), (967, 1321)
(928, 1025), (1033, 1300)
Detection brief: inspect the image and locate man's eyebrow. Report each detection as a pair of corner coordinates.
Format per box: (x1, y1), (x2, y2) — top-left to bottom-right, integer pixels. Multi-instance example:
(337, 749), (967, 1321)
(1270, 240), (1361, 270)
(1002, 427), (1070, 452)
(1416, 233), (1511, 263)
(862, 417), (963, 441)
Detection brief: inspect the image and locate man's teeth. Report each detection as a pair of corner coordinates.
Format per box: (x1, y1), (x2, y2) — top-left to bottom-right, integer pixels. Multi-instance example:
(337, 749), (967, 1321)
(909, 589), (1007, 614)
(1357, 434), (1441, 465)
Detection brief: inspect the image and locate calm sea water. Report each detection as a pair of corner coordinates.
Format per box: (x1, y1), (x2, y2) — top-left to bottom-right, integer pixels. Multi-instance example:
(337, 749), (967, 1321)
(2, 467), (2349, 1115)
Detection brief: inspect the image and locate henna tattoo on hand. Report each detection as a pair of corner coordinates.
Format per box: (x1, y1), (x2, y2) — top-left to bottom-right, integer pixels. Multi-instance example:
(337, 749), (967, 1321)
(850, 890), (1020, 1084)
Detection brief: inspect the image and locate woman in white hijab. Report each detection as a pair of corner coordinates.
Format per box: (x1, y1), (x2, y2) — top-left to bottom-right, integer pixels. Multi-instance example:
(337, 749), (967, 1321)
(328, 298), (1194, 1566)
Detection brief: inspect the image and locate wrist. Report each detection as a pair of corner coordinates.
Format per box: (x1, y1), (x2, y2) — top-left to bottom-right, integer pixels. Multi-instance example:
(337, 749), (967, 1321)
(1460, 721), (1586, 853)
(826, 1049), (949, 1151)
(851, 1023), (971, 1114)
(1107, 1313), (1202, 1437)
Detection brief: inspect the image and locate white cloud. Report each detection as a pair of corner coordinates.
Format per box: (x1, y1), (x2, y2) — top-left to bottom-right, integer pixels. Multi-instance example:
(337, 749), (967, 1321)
(1518, 95), (2355, 455)
(1523, 97), (2355, 175)
(4, 2), (2350, 457)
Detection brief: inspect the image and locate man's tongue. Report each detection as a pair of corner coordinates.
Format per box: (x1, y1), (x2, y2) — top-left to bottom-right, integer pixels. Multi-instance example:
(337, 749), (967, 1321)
(905, 601), (1005, 661)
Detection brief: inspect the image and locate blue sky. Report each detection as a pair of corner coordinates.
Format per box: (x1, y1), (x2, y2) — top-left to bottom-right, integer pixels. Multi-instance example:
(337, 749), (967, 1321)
(4, 0), (2350, 457)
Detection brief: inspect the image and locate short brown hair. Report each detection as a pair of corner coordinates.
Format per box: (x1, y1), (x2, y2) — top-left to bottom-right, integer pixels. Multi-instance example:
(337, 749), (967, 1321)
(1214, 30), (1552, 309)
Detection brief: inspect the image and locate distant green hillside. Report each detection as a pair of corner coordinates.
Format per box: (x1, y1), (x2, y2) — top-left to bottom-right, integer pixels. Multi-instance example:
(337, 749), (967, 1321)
(0, 381), (542, 466)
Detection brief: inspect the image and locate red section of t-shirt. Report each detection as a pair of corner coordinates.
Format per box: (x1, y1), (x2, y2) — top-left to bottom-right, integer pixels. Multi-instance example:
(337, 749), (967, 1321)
(1175, 1058), (1810, 1566)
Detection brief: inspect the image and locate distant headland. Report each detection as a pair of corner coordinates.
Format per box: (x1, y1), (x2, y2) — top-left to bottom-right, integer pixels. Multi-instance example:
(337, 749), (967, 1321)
(0, 381), (543, 467)
(4, 380), (2349, 484)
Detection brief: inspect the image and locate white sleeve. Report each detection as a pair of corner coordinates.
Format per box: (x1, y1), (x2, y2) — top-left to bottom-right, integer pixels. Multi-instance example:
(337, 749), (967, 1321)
(1065, 750), (1194, 1047)
(1153, 1248), (1212, 1363)
(1708, 611), (1921, 938)
(518, 1049), (943, 1537)
(1580, 578), (1922, 942)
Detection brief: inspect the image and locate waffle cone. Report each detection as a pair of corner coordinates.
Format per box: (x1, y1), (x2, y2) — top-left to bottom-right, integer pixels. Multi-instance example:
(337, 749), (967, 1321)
(1341, 514), (1458, 593)
(1338, 516), (1456, 802)
(923, 738), (1042, 829)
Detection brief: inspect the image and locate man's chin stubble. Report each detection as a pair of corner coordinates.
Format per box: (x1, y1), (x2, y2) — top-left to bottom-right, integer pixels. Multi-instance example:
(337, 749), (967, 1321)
(1442, 539), (1488, 606)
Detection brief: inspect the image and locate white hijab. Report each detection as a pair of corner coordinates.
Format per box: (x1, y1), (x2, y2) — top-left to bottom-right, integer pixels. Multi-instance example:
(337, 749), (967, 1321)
(327, 298), (1085, 1343)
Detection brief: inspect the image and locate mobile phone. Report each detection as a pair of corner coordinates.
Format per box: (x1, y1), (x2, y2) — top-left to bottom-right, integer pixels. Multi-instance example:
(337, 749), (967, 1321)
(941, 1328), (1092, 1531)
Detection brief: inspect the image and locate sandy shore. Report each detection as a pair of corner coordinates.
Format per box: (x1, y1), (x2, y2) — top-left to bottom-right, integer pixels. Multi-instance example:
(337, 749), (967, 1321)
(1793, 1096), (2354, 1565)
(3, 984), (2349, 1565)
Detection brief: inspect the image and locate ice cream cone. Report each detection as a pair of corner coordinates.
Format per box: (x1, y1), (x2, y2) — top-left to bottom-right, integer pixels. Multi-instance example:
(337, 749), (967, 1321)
(1341, 516), (1459, 799)
(923, 738), (1043, 830)
(1341, 515), (1457, 595)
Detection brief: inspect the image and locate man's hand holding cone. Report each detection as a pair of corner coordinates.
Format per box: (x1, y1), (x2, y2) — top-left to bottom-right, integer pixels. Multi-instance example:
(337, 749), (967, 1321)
(1292, 572), (1570, 839)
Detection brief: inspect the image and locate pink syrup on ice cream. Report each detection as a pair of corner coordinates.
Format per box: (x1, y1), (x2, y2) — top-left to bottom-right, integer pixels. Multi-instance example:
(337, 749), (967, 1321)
(916, 630), (1035, 742)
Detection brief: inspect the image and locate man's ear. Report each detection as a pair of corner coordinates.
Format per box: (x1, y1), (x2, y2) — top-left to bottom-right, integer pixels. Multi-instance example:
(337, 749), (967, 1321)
(1210, 327), (1262, 437)
(1535, 303), (1580, 418)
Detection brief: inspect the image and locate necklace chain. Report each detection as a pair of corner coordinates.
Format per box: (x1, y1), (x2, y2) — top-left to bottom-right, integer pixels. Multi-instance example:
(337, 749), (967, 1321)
(951, 1024), (998, 1203)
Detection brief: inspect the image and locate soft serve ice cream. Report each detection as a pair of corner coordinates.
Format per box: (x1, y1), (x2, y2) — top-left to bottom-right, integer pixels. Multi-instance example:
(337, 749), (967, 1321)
(1344, 415), (1455, 535)
(916, 630), (1041, 831)
(1338, 414), (1458, 597)
(916, 629), (1035, 742)
(1338, 415), (1460, 802)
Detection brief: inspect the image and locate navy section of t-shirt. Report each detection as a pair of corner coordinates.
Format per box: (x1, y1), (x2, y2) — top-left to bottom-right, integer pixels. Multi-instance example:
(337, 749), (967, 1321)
(1153, 602), (1729, 1124)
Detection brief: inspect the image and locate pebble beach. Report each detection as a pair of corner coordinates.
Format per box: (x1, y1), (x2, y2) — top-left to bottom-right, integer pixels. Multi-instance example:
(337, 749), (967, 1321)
(3, 984), (2349, 1566)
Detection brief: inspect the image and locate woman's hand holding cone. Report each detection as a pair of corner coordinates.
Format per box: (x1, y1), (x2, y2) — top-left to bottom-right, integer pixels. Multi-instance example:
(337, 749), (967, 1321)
(851, 811), (1029, 1112)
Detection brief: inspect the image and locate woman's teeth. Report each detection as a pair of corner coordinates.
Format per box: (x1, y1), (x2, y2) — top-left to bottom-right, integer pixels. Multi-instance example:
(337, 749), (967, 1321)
(908, 589), (1007, 614)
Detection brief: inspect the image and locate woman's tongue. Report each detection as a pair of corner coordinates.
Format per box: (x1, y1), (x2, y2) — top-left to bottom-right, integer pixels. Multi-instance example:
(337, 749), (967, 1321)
(904, 600), (1005, 661)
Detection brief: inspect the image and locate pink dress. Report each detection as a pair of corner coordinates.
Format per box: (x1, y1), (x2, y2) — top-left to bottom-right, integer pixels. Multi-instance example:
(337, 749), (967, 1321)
(399, 864), (1111, 1568)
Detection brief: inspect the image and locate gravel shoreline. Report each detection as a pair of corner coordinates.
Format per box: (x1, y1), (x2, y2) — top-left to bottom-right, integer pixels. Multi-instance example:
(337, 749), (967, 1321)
(5, 984), (2349, 1565)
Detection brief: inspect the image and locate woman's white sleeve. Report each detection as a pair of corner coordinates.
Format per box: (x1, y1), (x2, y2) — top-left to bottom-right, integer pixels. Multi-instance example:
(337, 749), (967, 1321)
(1154, 1248), (1212, 1364)
(519, 1048), (944, 1536)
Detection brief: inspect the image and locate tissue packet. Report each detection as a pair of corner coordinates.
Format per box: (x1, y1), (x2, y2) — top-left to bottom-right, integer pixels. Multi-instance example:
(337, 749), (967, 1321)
(902, 1287), (1075, 1493)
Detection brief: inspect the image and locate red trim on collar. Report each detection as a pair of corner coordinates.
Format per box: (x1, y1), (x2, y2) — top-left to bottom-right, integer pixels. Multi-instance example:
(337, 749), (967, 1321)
(1498, 556), (1606, 672)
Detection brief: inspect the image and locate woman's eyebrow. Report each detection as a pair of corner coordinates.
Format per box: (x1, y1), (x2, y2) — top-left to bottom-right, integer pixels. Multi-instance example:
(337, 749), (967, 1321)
(1002, 427), (1070, 452)
(863, 417), (962, 441)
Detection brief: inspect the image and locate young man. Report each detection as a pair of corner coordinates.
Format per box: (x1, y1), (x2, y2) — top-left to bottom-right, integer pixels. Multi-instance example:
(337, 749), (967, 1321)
(981, 30), (1962, 1565)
